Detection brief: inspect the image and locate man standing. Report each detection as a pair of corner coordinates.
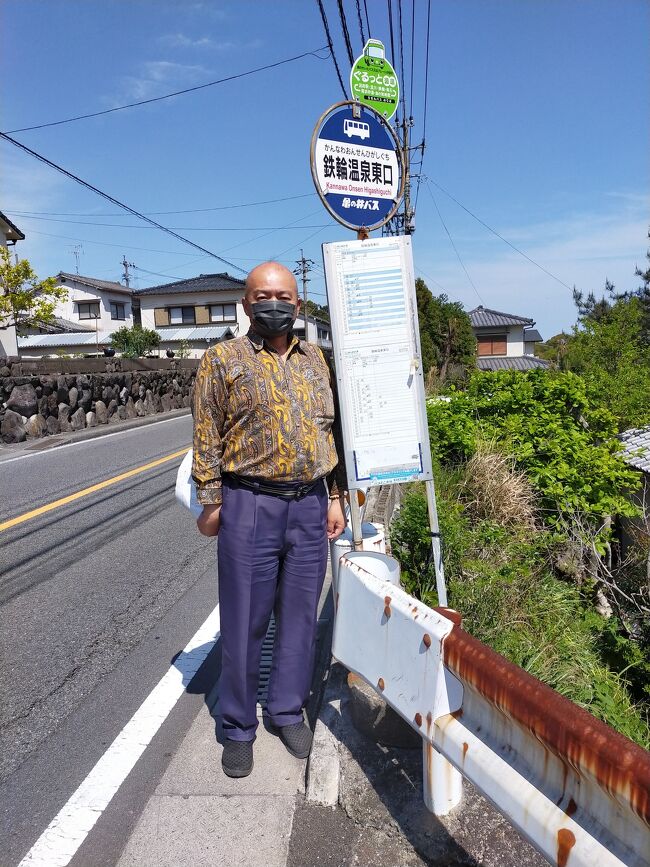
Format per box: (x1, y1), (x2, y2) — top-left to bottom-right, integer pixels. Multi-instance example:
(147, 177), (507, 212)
(193, 261), (347, 778)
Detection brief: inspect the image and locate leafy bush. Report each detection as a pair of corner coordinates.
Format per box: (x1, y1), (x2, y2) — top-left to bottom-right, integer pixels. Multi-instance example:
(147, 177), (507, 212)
(427, 370), (640, 532)
(391, 484), (649, 748)
(111, 325), (160, 358)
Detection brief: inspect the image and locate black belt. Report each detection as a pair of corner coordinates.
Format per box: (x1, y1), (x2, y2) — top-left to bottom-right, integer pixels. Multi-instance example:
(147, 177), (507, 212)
(226, 473), (323, 500)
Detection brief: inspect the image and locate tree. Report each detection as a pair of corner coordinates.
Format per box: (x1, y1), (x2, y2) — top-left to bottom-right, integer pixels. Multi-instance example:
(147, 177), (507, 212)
(111, 325), (160, 358)
(0, 247), (67, 329)
(415, 278), (475, 383)
(565, 296), (650, 430)
(304, 299), (329, 322)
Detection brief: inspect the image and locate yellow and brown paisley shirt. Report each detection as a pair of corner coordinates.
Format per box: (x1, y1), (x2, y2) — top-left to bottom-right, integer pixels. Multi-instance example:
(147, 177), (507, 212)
(192, 331), (346, 505)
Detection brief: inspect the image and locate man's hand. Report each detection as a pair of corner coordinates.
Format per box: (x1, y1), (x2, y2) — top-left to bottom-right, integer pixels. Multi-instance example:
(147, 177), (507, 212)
(197, 504), (221, 537)
(327, 497), (347, 541)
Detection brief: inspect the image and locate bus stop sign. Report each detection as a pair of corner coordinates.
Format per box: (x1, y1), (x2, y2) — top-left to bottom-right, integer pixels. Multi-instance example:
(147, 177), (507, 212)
(310, 101), (403, 232)
(350, 39), (400, 120)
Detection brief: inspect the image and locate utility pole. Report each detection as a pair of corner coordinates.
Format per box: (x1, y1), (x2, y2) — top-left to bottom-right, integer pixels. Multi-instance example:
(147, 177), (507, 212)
(383, 112), (418, 237)
(294, 249), (315, 342)
(121, 255), (134, 288)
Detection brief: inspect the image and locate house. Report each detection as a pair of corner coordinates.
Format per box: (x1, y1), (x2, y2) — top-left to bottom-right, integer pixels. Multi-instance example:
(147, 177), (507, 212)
(0, 210), (26, 358)
(17, 272), (134, 358)
(133, 272), (333, 358)
(469, 306), (549, 371)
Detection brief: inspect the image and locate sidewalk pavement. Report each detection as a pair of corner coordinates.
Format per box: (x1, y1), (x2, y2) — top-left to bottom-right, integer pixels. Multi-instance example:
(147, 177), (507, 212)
(117, 560), (547, 867)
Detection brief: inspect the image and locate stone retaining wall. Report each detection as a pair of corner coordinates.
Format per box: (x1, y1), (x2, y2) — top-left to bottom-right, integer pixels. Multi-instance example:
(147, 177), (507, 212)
(0, 357), (199, 444)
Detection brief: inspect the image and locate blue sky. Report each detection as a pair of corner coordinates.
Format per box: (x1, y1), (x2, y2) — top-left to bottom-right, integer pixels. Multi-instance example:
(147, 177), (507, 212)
(2, 0), (648, 339)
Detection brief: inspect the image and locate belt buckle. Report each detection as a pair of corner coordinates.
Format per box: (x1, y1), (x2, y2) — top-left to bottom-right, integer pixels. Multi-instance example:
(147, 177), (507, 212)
(294, 484), (309, 501)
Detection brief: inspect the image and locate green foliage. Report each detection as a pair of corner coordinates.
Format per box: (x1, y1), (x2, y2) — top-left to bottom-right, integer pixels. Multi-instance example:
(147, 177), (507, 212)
(304, 299), (329, 322)
(427, 369), (640, 531)
(416, 279), (475, 383)
(391, 485), (650, 748)
(565, 296), (650, 430)
(0, 247), (67, 329)
(110, 325), (160, 358)
(176, 338), (191, 359)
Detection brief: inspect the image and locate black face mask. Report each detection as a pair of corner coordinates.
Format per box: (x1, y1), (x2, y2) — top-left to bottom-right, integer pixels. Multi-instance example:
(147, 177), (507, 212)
(250, 301), (296, 337)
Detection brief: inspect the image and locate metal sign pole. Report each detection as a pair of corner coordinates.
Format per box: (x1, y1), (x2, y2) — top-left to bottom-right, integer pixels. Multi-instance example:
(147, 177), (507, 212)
(424, 478), (447, 607)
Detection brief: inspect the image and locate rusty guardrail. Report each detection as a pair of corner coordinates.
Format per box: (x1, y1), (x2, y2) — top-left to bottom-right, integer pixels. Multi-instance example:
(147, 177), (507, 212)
(332, 551), (650, 867)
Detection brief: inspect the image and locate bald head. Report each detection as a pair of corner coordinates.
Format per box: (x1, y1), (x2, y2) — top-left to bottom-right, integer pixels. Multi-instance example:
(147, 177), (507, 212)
(245, 261), (298, 302)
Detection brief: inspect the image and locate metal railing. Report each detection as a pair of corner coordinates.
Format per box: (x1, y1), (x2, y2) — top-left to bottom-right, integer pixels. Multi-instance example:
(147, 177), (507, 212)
(332, 551), (650, 867)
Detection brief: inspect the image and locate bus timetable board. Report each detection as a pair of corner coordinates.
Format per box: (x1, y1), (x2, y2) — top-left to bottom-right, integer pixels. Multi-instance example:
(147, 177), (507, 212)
(322, 236), (433, 489)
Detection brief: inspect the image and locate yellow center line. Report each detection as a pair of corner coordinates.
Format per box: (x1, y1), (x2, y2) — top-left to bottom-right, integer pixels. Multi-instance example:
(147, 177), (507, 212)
(0, 447), (189, 532)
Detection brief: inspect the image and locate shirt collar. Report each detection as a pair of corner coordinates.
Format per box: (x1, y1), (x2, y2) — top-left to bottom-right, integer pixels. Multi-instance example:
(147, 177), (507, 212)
(247, 329), (305, 355)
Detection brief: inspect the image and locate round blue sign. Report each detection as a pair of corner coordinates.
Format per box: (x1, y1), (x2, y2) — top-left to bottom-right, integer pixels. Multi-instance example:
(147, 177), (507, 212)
(310, 102), (403, 232)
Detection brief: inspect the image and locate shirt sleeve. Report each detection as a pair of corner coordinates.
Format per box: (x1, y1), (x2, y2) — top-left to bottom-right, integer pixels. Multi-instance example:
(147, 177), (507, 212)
(192, 348), (227, 506)
(321, 350), (348, 498)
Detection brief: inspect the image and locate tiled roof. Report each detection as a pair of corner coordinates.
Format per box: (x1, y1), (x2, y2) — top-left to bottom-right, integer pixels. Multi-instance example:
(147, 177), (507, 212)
(156, 326), (236, 341)
(619, 426), (650, 474)
(39, 317), (95, 334)
(0, 211), (25, 242)
(56, 272), (132, 296)
(133, 273), (246, 296)
(469, 306), (534, 328)
(477, 356), (550, 371)
(524, 329), (543, 342)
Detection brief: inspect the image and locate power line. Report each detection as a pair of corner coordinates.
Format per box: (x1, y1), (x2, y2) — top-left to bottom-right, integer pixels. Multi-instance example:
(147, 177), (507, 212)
(4, 48), (330, 134)
(23, 228), (204, 256)
(428, 178), (574, 291)
(336, 0), (356, 66)
(9, 213), (329, 231)
(316, 0), (349, 98)
(355, 0), (366, 46)
(409, 0), (415, 119)
(387, 0), (397, 82)
(422, 0), (432, 146)
(397, 0), (407, 121)
(6, 193), (315, 219)
(0, 132), (247, 274)
(426, 182), (484, 305)
(363, 0), (371, 36)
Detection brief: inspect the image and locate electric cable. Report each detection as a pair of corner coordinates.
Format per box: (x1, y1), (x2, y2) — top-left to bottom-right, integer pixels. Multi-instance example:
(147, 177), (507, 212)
(409, 0), (415, 119)
(24, 228), (210, 256)
(7, 213), (329, 231)
(7, 193), (315, 219)
(427, 178), (574, 291)
(397, 0), (407, 121)
(316, 0), (349, 98)
(355, 0), (366, 45)
(0, 132), (247, 273)
(387, 0), (397, 90)
(336, 0), (356, 66)
(4, 48), (330, 134)
(363, 0), (371, 37)
(426, 182), (484, 305)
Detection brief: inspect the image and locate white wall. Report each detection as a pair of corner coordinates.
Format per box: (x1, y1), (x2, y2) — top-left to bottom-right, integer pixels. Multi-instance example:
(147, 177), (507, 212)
(506, 325), (525, 357)
(139, 291), (246, 334)
(54, 278), (133, 333)
(0, 236), (18, 356)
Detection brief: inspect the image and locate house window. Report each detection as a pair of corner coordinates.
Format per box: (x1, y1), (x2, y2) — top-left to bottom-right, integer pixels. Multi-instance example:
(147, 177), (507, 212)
(477, 334), (507, 356)
(210, 303), (237, 323)
(110, 301), (126, 320)
(78, 302), (100, 320)
(169, 306), (195, 325)
(317, 327), (329, 340)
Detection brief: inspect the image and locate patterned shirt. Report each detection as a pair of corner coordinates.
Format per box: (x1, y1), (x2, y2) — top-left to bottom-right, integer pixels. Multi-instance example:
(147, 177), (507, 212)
(192, 331), (346, 505)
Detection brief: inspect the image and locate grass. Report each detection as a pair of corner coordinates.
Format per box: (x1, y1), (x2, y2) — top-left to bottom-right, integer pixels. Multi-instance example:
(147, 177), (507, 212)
(390, 462), (650, 750)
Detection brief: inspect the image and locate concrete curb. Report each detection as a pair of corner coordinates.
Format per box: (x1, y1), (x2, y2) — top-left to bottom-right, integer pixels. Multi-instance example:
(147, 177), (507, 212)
(0, 408), (190, 461)
(306, 660), (344, 808)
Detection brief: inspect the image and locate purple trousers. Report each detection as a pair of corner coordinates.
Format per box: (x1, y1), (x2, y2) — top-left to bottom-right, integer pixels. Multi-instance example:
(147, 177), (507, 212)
(217, 476), (328, 741)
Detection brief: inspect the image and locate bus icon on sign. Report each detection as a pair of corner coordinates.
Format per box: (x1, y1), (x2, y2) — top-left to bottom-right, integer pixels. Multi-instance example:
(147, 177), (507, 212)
(344, 119), (370, 140)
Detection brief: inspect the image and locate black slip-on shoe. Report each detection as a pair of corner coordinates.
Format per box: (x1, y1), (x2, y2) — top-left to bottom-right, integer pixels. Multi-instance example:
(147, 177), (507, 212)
(221, 738), (254, 778)
(278, 722), (313, 759)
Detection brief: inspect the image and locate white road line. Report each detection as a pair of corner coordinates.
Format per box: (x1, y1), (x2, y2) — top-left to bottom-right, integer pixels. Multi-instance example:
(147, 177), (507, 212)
(18, 604), (221, 867)
(0, 414), (189, 466)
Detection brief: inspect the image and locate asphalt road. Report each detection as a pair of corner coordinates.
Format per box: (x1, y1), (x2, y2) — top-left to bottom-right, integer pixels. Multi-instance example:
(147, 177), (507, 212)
(0, 416), (221, 866)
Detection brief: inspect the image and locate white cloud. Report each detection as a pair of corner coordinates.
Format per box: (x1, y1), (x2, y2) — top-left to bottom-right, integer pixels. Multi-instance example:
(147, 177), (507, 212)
(416, 197), (649, 339)
(116, 60), (212, 102)
(157, 32), (263, 52)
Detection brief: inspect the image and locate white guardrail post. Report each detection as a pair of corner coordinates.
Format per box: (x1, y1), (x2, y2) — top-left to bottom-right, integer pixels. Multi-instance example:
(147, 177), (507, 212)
(332, 551), (650, 867)
(332, 550), (464, 816)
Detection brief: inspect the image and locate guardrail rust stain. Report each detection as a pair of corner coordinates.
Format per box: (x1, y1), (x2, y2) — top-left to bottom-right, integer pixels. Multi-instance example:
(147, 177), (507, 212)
(442, 625), (650, 825)
(557, 828), (576, 867)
